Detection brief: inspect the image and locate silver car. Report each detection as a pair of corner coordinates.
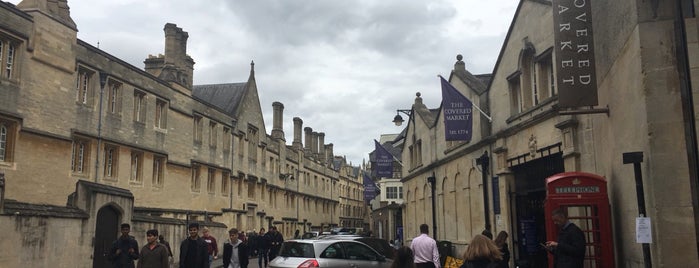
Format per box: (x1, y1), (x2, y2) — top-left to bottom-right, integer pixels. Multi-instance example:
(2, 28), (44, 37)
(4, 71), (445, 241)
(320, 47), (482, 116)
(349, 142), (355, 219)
(269, 239), (393, 268)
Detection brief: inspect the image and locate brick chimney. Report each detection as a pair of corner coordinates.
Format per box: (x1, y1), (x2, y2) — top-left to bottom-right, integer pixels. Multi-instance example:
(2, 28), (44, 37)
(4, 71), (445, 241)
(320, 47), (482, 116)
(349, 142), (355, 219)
(293, 117), (303, 150)
(271, 102), (285, 141)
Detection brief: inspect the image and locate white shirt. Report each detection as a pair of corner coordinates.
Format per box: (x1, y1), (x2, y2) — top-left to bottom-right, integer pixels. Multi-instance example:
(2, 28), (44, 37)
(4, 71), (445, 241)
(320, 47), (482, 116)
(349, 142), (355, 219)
(227, 240), (242, 268)
(410, 233), (440, 268)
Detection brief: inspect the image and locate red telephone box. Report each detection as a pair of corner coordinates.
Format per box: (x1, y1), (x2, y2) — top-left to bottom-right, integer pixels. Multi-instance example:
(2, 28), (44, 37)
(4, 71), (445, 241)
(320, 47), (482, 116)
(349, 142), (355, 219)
(544, 172), (614, 268)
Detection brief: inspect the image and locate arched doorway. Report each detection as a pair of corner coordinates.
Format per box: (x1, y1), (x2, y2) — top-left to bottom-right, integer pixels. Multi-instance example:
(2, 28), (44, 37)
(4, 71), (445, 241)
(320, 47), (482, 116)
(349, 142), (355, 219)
(93, 205), (120, 268)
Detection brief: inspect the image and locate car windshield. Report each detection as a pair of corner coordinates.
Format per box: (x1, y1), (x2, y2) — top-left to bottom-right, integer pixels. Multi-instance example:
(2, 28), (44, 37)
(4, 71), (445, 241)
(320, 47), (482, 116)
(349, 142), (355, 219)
(278, 242), (315, 258)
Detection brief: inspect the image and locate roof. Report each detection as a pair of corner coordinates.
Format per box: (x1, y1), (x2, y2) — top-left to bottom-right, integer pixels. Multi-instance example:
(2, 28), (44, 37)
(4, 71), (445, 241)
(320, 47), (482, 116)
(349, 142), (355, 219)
(2, 199), (89, 219)
(192, 83), (247, 117)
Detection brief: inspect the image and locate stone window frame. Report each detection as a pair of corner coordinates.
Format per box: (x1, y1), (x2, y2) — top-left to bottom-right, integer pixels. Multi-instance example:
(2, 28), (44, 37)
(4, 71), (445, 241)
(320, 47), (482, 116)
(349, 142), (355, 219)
(0, 115), (19, 164)
(193, 114), (203, 143)
(154, 98), (167, 130)
(129, 150), (144, 184)
(71, 136), (91, 176)
(133, 89), (147, 123)
(191, 163), (201, 192)
(0, 32), (21, 82)
(107, 80), (123, 115)
(75, 66), (96, 106)
(152, 155), (165, 187)
(221, 171), (230, 196)
(103, 144), (119, 180)
(207, 167), (216, 194)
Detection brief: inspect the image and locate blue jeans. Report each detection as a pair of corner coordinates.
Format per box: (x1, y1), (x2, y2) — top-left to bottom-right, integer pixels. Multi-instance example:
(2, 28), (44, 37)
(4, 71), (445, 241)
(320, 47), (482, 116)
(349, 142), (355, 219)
(208, 255), (213, 268)
(258, 249), (268, 268)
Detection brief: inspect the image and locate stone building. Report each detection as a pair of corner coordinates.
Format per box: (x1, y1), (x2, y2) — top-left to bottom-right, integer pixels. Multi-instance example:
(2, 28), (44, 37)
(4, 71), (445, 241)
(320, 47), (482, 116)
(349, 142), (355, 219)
(400, 0), (699, 267)
(0, 0), (364, 267)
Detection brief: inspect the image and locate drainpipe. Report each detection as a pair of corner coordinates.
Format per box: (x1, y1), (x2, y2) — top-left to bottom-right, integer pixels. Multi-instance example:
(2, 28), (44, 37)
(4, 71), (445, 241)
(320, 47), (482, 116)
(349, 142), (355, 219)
(673, 0), (699, 258)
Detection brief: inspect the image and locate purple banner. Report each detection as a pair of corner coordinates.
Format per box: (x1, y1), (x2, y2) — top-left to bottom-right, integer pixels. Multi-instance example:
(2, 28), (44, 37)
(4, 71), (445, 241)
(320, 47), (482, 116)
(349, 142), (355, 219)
(363, 173), (378, 205)
(374, 140), (393, 178)
(440, 76), (473, 141)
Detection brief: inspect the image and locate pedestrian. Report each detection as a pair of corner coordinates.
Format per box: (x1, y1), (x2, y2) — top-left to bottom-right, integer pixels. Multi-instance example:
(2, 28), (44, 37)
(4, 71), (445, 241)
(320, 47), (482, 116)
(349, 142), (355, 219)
(544, 209), (586, 268)
(158, 235), (173, 263)
(257, 228), (270, 268)
(493, 231), (510, 268)
(481, 229), (493, 240)
(202, 227), (219, 268)
(179, 223), (209, 268)
(459, 234), (501, 268)
(294, 229), (300, 239)
(267, 226), (284, 261)
(410, 224), (440, 268)
(390, 246), (416, 268)
(109, 223), (140, 268)
(223, 228), (250, 268)
(137, 229), (169, 268)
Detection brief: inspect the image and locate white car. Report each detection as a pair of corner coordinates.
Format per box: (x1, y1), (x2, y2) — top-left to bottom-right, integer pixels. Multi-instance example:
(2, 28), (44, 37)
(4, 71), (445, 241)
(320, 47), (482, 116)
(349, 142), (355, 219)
(269, 239), (392, 268)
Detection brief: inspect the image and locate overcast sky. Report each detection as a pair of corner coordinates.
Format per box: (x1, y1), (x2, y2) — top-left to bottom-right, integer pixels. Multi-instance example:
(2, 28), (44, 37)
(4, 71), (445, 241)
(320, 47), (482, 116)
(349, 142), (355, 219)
(11, 0), (518, 166)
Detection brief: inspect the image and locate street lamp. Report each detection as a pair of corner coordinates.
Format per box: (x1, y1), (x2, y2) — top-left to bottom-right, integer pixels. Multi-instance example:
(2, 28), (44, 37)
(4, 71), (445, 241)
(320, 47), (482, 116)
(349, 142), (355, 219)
(392, 109), (412, 126)
(475, 151), (491, 232)
(427, 173), (437, 240)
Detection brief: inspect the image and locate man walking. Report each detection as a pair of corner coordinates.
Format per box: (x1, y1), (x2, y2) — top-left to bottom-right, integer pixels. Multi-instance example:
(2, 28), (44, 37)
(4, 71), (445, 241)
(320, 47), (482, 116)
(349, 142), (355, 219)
(267, 226), (284, 261)
(109, 223), (140, 268)
(202, 227), (219, 267)
(179, 223), (209, 268)
(137, 229), (169, 268)
(223, 228), (249, 268)
(257, 228), (270, 268)
(545, 209), (586, 268)
(410, 224), (440, 268)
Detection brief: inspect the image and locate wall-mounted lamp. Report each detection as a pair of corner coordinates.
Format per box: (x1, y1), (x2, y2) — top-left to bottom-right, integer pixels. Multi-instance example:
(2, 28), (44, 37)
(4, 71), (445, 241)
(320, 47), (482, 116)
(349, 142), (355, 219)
(392, 109), (412, 126)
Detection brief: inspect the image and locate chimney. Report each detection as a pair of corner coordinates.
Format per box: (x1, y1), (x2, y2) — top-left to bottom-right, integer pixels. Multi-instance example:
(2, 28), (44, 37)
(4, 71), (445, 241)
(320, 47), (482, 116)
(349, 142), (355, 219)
(318, 132), (326, 163)
(327, 144), (334, 166)
(271, 102), (285, 140)
(293, 117), (303, 150)
(304, 127), (313, 155)
(145, 23), (195, 89)
(311, 132), (319, 158)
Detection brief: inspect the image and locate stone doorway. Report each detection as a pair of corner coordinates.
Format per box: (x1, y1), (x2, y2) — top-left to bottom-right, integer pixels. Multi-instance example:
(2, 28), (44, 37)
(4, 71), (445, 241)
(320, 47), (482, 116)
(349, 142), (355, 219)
(92, 205), (120, 268)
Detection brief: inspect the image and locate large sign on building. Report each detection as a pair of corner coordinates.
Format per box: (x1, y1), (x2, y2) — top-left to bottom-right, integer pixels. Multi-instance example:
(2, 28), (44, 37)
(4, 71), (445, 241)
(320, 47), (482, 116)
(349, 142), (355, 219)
(553, 0), (598, 107)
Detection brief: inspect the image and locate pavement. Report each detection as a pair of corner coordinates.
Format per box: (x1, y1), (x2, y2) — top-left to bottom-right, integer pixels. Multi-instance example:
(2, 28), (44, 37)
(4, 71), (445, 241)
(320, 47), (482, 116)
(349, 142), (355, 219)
(212, 256), (260, 268)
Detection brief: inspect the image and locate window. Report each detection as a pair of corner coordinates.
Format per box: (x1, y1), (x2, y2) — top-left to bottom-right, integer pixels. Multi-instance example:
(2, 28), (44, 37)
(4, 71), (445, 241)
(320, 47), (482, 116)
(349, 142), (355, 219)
(221, 171), (230, 196)
(247, 179), (255, 198)
(191, 164), (201, 191)
(153, 156), (165, 186)
(130, 151), (143, 183)
(133, 90), (146, 123)
(0, 118), (17, 162)
(104, 145), (118, 178)
(107, 81), (122, 114)
(508, 73), (523, 115)
(193, 115), (203, 142)
(398, 186), (403, 199)
(75, 68), (94, 104)
(155, 99), (167, 129)
(237, 176), (243, 196)
(386, 187), (398, 199)
(0, 36), (19, 80)
(223, 127), (231, 151)
(207, 168), (216, 193)
(536, 51), (556, 99)
(248, 126), (259, 172)
(71, 138), (90, 174)
(209, 122), (217, 148)
(409, 139), (422, 168)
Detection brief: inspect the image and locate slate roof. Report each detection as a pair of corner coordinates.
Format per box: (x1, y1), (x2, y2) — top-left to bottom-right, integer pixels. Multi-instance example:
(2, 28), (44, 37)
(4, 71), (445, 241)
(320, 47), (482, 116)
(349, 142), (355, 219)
(192, 83), (247, 117)
(2, 199), (89, 219)
(453, 69), (488, 95)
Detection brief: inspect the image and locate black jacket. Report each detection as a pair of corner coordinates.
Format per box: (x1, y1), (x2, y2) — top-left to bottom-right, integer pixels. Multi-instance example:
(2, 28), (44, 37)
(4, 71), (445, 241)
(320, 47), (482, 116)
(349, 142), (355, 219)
(223, 240), (249, 268)
(109, 235), (139, 268)
(460, 258), (498, 268)
(553, 222), (586, 268)
(179, 237), (209, 268)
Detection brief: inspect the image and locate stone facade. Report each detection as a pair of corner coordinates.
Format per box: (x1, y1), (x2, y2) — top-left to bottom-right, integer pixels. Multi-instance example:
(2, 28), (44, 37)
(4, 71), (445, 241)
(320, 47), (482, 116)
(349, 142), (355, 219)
(400, 0), (699, 267)
(0, 1), (365, 267)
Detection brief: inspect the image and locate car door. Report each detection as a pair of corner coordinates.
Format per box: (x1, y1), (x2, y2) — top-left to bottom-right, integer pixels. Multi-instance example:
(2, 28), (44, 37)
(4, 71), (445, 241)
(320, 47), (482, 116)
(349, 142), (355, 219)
(341, 241), (392, 268)
(318, 242), (351, 268)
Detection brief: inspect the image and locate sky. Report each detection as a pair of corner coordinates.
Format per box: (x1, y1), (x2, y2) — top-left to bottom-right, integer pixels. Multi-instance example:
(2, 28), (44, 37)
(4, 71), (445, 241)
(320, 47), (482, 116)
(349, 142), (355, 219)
(10, 0), (518, 166)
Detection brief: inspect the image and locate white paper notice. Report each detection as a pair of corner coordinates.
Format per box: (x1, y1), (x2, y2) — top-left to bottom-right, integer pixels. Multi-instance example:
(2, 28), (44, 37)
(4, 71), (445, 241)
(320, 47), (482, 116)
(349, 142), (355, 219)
(636, 217), (652, 244)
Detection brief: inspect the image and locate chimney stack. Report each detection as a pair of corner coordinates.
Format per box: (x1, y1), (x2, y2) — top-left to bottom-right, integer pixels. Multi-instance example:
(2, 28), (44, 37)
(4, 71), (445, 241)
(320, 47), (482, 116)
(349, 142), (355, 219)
(304, 127), (313, 155)
(311, 132), (319, 158)
(318, 132), (326, 163)
(145, 23), (195, 90)
(293, 117), (303, 150)
(271, 102), (285, 141)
